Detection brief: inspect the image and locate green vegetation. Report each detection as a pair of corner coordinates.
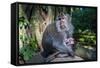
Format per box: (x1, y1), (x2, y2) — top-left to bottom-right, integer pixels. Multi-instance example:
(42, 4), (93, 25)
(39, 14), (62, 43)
(72, 8), (97, 60)
(19, 17), (39, 61)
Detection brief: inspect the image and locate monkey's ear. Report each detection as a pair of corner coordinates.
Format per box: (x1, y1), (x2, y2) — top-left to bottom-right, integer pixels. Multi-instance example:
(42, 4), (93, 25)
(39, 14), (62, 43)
(66, 14), (72, 23)
(60, 12), (64, 16)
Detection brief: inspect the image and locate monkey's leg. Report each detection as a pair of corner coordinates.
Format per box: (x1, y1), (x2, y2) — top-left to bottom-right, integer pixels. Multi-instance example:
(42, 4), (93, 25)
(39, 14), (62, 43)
(41, 44), (56, 58)
(65, 45), (75, 57)
(52, 41), (75, 58)
(53, 42), (69, 54)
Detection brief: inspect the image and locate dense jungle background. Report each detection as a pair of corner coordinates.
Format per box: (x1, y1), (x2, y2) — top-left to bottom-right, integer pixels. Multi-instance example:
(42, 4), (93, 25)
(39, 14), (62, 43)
(18, 4), (97, 64)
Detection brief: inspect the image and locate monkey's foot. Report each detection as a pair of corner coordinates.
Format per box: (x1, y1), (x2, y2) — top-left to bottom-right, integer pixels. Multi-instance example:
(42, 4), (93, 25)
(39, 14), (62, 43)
(56, 53), (69, 58)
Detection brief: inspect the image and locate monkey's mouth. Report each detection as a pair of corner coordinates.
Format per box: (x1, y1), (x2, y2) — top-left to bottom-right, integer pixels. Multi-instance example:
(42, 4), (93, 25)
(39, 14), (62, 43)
(60, 25), (66, 29)
(59, 21), (66, 29)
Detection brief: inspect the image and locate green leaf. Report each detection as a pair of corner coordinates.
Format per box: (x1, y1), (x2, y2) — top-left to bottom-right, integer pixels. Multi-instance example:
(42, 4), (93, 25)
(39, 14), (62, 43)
(79, 38), (85, 42)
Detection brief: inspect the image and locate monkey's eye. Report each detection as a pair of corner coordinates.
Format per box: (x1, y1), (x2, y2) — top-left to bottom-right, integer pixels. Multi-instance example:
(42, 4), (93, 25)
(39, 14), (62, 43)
(62, 17), (64, 19)
(58, 18), (61, 20)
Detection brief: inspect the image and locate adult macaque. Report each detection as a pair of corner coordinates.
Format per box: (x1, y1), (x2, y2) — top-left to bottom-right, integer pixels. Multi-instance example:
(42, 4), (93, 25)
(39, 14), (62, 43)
(41, 13), (74, 58)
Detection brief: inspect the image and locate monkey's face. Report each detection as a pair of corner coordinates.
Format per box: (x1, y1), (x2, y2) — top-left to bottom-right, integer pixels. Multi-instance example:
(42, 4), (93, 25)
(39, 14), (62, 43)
(59, 16), (66, 29)
(56, 15), (68, 31)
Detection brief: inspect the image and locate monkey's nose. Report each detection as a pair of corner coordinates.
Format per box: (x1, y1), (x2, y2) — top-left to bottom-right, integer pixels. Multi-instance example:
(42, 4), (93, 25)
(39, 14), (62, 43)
(60, 21), (64, 24)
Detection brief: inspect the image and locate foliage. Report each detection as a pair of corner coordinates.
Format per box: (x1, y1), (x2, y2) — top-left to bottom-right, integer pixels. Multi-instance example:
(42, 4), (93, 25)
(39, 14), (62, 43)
(19, 37), (39, 61)
(72, 8), (96, 48)
(72, 8), (97, 33)
(75, 29), (96, 48)
(19, 17), (39, 61)
(72, 8), (97, 60)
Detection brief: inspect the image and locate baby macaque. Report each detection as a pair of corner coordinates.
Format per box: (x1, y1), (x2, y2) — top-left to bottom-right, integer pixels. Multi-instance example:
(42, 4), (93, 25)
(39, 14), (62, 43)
(64, 37), (74, 46)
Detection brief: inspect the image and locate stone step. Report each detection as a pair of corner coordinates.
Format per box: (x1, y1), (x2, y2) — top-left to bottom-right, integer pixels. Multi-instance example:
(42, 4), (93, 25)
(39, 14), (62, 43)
(51, 56), (83, 62)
